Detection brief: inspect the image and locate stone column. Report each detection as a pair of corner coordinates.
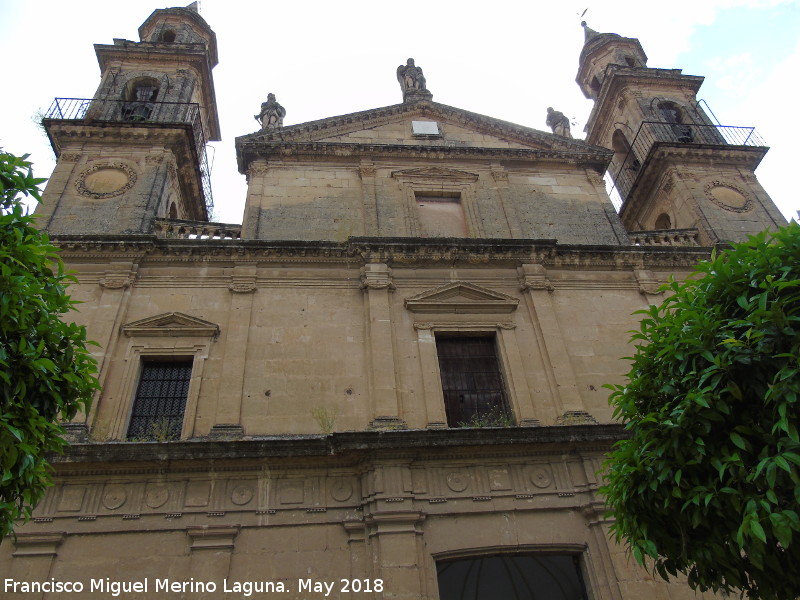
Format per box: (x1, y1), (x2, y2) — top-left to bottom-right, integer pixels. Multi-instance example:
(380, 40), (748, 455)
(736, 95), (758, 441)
(7, 533), (65, 600)
(361, 264), (404, 428)
(359, 161), (379, 235)
(185, 526), (239, 599)
(82, 259), (140, 439)
(366, 512), (427, 600)
(211, 264), (256, 438)
(519, 264), (586, 421)
(491, 164), (523, 238)
(413, 325), (448, 428)
(343, 521), (370, 580)
(581, 503), (625, 600)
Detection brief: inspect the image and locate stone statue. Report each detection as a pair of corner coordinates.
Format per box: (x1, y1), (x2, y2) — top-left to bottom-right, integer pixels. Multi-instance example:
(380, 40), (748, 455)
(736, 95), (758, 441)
(254, 93), (286, 130)
(546, 107), (573, 138)
(396, 58), (432, 102)
(397, 58), (426, 91)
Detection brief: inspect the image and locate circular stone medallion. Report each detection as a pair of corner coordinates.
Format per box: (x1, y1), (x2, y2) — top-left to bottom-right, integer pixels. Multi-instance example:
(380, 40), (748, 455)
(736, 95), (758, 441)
(705, 181), (752, 212)
(527, 465), (553, 489)
(76, 163), (137, 199)
(446, 471), (469, 492)
(231, 484), (254, 506)
(102, 485), (128, 510)
(145, 485), (170, 508)
(330, 479), (354, 502)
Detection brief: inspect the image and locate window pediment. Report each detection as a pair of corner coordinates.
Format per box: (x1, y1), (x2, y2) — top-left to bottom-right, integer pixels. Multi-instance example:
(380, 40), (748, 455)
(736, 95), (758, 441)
(121, 312), (220, 338)
(405, 281), (519, 314)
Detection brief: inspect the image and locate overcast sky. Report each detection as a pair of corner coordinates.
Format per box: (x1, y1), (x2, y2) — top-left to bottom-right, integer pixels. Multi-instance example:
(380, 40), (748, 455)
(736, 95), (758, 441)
(1, 0), (797, 225)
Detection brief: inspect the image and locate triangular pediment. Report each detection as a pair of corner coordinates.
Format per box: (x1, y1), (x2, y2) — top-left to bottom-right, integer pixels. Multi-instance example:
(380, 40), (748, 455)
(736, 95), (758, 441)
(405, 281), (519, 314)
(122, 312), (220, 338)
(392, 167), (479, 184)
(236, 100), (609, 173)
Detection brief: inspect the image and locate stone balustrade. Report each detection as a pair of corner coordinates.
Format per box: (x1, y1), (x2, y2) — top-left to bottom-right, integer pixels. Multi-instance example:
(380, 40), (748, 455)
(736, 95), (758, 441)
(153, 219), (242, 240)
(628, 228), (701, 247)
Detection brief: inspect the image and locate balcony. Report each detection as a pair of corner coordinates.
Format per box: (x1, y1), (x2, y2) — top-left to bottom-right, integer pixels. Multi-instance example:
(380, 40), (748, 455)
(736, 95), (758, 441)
(628, 228), (701, 247)
(44, 98), (214, 212)
(153, 218), (241, 240)
(610, 121), (766, 210)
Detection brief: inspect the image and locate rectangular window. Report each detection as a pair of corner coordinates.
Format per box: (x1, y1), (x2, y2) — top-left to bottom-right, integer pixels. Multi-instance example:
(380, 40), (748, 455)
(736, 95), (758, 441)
(127, 360), (192, 440)
(435, 335), (512, 427)
(415, 192), (467, 237)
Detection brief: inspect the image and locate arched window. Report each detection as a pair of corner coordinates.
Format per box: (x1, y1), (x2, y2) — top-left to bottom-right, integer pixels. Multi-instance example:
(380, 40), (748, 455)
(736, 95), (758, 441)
(160, 30), (176, 42)
(122, 77), (160, 121)
(658, 102), (693, 143)
(612, 129), (639, 172)
(169, 202), (178, 220)
(654, 213), (672, 230)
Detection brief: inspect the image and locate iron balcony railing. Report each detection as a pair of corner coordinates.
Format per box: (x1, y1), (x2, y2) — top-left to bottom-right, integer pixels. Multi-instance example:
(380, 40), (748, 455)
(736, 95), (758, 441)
(44, 98), (214, 213)
(610, 121), (765, 209)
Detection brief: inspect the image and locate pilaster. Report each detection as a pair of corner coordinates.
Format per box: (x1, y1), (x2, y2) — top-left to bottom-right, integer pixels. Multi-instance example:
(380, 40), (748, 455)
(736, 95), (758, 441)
(519, 264), (584, 421)
(361, 263), (404, 428)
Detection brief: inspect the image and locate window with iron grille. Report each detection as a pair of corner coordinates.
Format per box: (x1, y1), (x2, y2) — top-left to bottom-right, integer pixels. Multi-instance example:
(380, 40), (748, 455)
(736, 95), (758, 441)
(435, 335), (512, 427)
(127, 360), (192, 440)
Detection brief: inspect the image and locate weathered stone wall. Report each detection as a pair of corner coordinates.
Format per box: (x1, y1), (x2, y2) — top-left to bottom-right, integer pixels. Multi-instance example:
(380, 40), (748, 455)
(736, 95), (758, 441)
(1, 434), (721, 599)
(243, 159), (627, 245)
(45, 240), (705, 441)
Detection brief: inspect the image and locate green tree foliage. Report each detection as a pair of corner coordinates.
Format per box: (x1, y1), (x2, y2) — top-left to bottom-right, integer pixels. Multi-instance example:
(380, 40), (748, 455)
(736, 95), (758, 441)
(0, 152), (99, 540)
(603, 223), (800, 599)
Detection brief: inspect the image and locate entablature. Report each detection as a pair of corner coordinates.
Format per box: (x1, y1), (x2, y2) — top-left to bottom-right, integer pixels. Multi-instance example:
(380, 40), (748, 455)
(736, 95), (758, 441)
(50, 234), (711, 270)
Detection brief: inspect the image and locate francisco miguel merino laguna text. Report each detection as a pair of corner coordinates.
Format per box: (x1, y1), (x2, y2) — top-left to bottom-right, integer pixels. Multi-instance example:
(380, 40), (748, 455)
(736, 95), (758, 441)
(5, 577), (385, 597)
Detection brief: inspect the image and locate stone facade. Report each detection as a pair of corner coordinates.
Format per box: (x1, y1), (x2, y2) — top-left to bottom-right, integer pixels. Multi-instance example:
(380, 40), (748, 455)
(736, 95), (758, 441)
(1, 7), (786, 600)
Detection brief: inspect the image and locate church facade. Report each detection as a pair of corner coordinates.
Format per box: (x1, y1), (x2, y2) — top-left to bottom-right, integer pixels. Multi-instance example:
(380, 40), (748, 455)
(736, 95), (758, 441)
(1, 5), (786, 599)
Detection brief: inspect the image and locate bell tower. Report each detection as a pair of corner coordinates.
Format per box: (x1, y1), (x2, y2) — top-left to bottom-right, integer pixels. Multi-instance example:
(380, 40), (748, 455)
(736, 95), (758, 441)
(577, 22), (786, 245)
(37, 3), (220, 234)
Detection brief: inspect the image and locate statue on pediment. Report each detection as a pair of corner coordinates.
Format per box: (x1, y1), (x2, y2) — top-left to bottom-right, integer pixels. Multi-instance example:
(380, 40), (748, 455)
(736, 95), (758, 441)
(397, 58), (432, 103)
(397, 58), (426, 91)
(546, 107), (572, 138)
(254, 93), (285, 130)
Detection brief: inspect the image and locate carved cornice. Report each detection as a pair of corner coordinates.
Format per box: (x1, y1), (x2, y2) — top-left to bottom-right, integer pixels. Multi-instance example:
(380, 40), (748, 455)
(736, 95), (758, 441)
(235, 100), (612, 173)
(49, 235), (712, 270)
(237, 141), (612, 173)
(51, 425), (628, 470)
